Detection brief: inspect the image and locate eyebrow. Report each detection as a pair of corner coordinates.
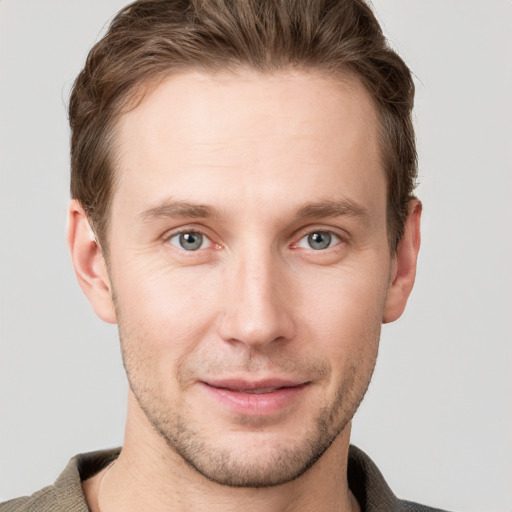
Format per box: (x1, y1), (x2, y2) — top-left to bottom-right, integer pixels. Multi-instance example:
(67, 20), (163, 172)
(140, 199), (220, 221)
(139, 198), (368, 223)
(296, 199), (369, 220)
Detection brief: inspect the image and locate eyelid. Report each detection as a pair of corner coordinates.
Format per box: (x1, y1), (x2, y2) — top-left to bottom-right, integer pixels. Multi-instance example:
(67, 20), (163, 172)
(291, 225), (349, 247)
(168, 231), (209, 250)
(296, 231), (341, 250)
(163, 226), (220, 252)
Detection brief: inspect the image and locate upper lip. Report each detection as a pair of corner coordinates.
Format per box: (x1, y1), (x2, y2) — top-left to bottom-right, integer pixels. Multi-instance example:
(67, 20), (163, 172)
(202, 378), (308, 391)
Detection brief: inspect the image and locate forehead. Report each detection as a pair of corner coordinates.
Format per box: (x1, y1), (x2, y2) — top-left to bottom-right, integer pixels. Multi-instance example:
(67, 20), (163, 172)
(112, 69), (384, 222)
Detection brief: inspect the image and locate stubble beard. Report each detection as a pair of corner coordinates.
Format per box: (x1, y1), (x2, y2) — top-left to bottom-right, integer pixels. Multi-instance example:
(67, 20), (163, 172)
(138, 371), (369, 488)
(120, 337), (377, 488)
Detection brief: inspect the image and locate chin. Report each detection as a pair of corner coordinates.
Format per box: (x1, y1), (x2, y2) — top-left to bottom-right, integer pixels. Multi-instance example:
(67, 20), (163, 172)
(170, 429), (342, 488)
(140, 395), (353, 488)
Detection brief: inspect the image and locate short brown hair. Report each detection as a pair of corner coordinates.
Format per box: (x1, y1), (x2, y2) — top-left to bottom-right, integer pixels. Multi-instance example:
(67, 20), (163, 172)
(69, 0), (417, 249)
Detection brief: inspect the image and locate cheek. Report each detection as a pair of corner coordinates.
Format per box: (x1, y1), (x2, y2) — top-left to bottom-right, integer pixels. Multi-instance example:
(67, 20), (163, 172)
(297, 264), (388, 362)
(112, 263), (223, 379)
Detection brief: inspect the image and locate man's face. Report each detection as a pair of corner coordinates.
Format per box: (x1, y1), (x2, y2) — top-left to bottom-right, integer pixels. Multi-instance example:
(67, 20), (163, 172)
(106, 70), (393, 486)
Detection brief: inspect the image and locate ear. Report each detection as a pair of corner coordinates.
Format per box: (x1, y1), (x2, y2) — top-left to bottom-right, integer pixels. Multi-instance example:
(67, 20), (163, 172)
(67, 199), (117, 324)
(382, 200), (422, 324)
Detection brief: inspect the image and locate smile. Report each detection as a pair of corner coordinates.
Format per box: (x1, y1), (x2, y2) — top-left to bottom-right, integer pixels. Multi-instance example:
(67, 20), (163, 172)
(239, 387), (282, 394)
(199, 378), (309, 416)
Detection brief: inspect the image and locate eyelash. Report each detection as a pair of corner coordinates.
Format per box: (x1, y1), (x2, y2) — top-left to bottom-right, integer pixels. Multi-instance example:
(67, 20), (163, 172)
(164, 227), (348, 254)
(166, 230), (216, 252)
(295, 231), (342, 250)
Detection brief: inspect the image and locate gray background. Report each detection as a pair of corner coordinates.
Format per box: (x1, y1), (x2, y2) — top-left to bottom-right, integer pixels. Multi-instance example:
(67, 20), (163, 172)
(0, 1), (510, 510)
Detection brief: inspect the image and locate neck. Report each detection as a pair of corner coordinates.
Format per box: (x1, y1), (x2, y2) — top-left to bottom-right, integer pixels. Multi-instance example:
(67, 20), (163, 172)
(87, 394), (360, 512)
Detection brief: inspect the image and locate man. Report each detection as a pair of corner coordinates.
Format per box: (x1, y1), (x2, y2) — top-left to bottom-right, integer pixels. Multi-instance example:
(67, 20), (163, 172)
(1, 0), (446, 511)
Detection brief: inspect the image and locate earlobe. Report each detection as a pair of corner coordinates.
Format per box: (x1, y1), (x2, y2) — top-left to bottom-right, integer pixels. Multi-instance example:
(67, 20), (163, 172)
(382, 200), (422, 324)
(67, 200), (117, 324)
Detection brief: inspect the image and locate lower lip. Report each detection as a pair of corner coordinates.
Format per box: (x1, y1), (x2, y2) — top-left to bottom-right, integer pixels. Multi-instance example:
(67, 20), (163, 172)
(200, 383), (308, 416)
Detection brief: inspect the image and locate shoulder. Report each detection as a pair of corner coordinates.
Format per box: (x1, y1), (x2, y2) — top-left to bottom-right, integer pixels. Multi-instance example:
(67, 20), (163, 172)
(0, 449), (120, 512)
(397, 500), (450, 512)
(0, 486), (59, 512)
(348, 445), (451, 512)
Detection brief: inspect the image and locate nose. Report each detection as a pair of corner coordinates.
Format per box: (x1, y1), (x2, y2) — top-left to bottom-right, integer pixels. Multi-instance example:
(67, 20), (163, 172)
(218, 249), (296, 350)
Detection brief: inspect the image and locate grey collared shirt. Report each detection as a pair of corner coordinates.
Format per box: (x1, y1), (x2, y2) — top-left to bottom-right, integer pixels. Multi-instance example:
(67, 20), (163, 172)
(0, 446), (449, 512)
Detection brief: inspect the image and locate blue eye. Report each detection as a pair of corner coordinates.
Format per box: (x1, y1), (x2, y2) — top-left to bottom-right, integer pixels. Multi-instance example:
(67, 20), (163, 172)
(169, 232), (209, 251)
(298, 231), (341, 250)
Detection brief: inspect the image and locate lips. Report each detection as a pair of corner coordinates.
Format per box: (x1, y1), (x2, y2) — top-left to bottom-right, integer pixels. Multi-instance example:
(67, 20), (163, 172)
(199, 378), (309, 416)
(240, 387), (282, 394)
(206, 378), (304, 390)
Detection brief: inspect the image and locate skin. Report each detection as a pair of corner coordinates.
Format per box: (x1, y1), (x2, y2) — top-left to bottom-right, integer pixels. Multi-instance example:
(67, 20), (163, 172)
(69, 69), (421, 512)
